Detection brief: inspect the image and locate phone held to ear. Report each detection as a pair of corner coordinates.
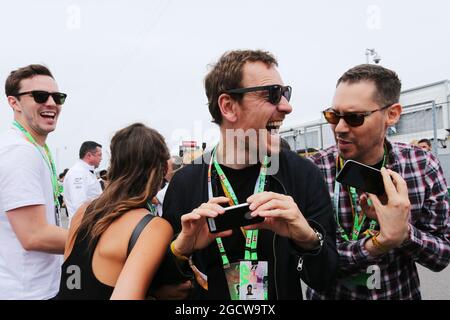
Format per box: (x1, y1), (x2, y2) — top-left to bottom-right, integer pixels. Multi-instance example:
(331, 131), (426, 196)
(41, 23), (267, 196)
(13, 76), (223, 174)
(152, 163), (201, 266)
(336, 159), (385, 195)
(207, 203), (264, 233)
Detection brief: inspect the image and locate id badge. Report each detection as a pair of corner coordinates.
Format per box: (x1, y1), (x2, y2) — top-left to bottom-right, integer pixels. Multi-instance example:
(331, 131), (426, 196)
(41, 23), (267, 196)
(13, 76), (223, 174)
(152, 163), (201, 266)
(239, 260), (268, 300)
(224, 262), (241, 300)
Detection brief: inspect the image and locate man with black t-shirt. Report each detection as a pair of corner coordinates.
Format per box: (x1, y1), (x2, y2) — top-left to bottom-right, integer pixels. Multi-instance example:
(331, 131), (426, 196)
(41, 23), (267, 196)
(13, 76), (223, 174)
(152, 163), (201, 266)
(163, 50), (338, 300)
(307, 64), (450, 299)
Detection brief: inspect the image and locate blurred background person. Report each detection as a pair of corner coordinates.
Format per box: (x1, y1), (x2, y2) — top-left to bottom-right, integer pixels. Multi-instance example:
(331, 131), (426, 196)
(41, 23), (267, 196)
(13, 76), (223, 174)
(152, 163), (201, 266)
(63, 141), (103, 225)
(418, 138), (432, 152)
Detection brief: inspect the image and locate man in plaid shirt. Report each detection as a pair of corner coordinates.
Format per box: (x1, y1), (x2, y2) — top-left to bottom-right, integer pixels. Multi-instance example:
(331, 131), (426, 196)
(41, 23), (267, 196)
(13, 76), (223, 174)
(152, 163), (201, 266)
(307, 64), (450, 299)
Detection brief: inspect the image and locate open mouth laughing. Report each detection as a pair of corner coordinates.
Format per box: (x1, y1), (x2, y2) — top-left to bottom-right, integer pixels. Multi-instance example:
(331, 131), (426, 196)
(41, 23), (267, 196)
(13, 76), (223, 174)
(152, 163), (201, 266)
(266, 120), (283, 134)
(40, 110), (57, 120)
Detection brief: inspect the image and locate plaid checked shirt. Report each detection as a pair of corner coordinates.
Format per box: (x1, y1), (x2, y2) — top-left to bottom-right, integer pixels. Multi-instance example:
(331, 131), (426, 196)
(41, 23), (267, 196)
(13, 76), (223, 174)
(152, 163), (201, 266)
(306, 140), (450, 299)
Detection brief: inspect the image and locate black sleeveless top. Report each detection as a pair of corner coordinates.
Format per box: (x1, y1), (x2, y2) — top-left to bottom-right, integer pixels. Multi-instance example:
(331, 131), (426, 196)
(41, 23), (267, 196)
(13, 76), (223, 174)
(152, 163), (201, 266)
(56, 214), (155, 300)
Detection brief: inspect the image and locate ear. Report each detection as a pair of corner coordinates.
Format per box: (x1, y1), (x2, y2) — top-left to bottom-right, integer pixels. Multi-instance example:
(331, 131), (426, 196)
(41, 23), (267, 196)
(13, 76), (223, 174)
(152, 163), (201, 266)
(385, 103), (402, 127)
(7, 96), (22, 112)
(218, 93), (238, 123)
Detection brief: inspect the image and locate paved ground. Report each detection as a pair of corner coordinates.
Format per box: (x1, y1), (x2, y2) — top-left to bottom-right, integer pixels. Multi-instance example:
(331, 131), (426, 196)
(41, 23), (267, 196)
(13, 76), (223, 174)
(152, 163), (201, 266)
(418, 264), (450, 300)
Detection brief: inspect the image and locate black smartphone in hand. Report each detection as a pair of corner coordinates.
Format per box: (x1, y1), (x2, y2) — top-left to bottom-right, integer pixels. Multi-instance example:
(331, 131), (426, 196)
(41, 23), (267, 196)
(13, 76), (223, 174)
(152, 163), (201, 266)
(207, 203), (264, 233)
(336, 159), (385, 195)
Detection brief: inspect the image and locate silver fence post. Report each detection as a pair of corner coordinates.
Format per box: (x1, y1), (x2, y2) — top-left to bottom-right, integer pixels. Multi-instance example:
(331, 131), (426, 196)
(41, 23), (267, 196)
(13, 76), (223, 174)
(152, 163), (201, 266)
(432, 100), (438, 157)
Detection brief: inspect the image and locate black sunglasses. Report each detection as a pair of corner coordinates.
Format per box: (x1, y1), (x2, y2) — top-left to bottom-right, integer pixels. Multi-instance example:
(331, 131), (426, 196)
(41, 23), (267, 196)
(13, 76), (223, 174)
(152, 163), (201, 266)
(15, 90), (67, 105)
(225, 85), (292, 105)
(322, 104), (392, 127)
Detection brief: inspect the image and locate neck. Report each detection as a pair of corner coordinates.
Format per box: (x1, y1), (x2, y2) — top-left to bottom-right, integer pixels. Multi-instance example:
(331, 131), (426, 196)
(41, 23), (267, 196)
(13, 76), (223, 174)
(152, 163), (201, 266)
(359, 143), (385, 166)
(216, 132), (256, 170)
(14, 118), (46, 146)
(82, 158), (93, 167)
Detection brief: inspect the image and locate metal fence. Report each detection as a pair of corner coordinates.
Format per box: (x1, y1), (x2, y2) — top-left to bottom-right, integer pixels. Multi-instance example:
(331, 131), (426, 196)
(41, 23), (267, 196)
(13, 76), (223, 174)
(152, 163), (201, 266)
(281, 100), (450, 180)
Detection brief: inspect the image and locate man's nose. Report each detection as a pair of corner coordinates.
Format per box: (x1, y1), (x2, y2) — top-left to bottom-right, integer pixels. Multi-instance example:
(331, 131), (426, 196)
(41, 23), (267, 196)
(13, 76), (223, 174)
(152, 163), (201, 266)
(334, 117), (350, 134)
(45, 95), (57, 107)
(277, 97), (292, 114)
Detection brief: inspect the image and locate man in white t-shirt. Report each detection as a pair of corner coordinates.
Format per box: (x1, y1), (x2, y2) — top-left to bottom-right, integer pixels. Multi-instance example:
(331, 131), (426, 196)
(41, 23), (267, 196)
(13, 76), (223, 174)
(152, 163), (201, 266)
(63, 141), (103, 223)
(0, 64), (68, 299)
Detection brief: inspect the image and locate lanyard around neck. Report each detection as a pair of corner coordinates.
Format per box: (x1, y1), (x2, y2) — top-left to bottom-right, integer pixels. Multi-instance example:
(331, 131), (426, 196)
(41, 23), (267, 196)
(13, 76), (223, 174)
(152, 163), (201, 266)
(208, 146), (268, 268)
(13, 121), (60, 208)
(333, 147), (387, 241)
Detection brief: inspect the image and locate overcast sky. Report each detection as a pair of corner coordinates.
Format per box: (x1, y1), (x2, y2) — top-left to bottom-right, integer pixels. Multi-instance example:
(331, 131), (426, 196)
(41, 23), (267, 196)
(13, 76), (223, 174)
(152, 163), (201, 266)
(1, 0), (449, 171)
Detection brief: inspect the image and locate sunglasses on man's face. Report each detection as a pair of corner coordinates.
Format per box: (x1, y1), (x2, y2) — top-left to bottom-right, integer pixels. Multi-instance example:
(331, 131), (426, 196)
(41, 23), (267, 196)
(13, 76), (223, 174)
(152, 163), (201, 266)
(322, 104), (391, 127)
(15, 90), (67, 105)
(225, 84), (292, 105)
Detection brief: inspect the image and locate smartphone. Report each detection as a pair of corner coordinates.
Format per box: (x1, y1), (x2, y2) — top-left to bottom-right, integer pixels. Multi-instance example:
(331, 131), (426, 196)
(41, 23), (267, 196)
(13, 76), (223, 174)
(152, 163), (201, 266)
(336, 160), (385, 195)
(207, 203), (264, 233)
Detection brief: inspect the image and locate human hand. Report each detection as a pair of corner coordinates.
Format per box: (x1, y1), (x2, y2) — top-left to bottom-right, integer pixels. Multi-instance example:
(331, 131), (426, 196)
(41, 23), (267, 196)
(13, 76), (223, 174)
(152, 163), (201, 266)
(151, 280), (193, 300)
(368, 168), (411, 249)
(246, 192), (318, 250)
(173, 197), (232, 257)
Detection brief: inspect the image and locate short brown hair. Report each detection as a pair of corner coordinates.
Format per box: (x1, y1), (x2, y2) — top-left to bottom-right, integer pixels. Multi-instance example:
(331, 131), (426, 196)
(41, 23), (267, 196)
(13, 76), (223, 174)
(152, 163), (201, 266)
(205, 50), (278, 125)
(418, 138), (431, 147)
(5, 64), (54, 97)
(337, 64), (401, 107)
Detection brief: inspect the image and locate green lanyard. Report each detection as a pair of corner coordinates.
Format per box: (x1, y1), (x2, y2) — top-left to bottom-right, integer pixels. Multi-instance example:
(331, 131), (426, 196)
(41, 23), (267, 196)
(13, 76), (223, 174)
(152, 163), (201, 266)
(12, 121), (61, 208)
(333, 148), (386, 241)
(208, 146), (268, 268)
(146, 202), (158, 216)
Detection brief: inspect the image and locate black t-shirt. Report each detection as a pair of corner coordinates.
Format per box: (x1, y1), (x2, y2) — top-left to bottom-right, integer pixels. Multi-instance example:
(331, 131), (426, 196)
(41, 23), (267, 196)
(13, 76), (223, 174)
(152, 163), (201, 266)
(210, 163), (275, 299)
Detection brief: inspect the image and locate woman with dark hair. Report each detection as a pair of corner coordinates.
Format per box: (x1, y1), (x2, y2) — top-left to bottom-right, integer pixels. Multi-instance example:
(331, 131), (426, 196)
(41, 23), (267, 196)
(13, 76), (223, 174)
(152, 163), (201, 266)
(57, 123), (173, 299)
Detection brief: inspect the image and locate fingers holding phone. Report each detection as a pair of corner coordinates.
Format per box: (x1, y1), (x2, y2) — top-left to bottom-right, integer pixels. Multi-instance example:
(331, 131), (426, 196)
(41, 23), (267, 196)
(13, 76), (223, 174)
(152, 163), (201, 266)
(368, 168), (411, 248)
(246, 192), (319, 249)
(174, 197), (232, 257)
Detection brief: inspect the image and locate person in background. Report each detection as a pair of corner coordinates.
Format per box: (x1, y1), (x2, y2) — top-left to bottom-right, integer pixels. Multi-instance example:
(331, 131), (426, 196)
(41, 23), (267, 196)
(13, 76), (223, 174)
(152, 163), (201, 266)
(0, 64), (68, 299)
(98, 169), (108, 190)
(64, 141), (103, 225)
(418, 138), (432, 152)
(153, 156), (183, 216)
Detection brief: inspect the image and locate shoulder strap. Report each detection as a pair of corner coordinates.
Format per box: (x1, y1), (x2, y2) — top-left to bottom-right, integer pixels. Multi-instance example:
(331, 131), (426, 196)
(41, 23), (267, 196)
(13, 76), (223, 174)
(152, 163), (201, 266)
(127, 214), (155, 257)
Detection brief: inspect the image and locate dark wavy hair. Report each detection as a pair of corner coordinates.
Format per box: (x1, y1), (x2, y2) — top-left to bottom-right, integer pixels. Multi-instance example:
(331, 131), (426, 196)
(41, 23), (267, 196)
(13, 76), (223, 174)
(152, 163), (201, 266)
(74, 123), (170, 249)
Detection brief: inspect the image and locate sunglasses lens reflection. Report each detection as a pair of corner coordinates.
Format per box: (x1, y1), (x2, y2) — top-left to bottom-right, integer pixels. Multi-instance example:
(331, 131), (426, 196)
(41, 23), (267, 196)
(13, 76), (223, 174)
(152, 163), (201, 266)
(283, 87), (291, 102)
(323, 111), (365, 127)
(268, 86), (291, 105)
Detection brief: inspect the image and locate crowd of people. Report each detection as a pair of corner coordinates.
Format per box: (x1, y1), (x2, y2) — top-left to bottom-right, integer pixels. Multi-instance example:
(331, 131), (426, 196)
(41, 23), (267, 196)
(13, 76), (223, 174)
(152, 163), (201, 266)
(0, 50), (449, 300)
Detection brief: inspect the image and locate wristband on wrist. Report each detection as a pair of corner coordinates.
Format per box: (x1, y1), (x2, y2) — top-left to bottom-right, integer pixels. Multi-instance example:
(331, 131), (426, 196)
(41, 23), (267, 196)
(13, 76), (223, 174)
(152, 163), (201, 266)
(371, 234), (390, 253)
(170, 240), (190, 261)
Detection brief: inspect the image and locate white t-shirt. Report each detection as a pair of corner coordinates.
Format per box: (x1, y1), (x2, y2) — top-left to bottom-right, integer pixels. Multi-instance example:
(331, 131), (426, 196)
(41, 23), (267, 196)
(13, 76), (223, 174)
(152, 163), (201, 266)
(63, 159), (102, 223)
(0, 128), (62, 300)
(155, 184), (169, 217)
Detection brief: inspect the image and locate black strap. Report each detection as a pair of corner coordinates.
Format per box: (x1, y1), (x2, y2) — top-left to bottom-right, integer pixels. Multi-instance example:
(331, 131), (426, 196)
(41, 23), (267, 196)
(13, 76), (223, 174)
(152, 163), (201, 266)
(127, 214), (155, 256)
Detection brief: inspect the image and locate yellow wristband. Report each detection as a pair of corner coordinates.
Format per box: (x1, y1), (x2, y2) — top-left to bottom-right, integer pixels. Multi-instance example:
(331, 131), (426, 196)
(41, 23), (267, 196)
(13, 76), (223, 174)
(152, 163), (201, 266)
(371, 235), (389, 253)
(170, 240), (190, 261)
